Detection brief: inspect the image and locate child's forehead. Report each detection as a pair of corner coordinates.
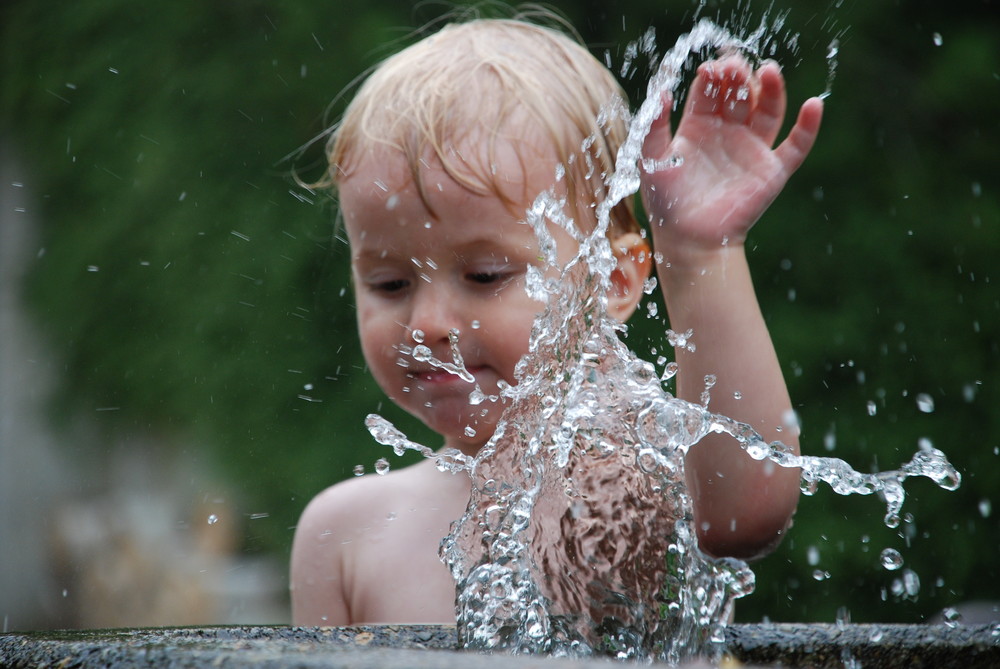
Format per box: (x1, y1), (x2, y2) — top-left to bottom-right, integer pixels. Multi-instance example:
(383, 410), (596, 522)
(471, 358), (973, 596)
(338, 139), (568, 257)
(341, 132), (562, 208)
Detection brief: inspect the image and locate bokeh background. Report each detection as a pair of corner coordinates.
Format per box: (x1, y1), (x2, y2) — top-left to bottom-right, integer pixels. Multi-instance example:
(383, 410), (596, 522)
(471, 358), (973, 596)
(2, 0), (997, 630)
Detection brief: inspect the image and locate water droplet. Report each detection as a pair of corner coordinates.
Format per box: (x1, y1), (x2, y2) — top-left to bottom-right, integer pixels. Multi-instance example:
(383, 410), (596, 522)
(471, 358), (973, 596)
(207, 514), (219, 525)
(782, 409), (801, 434)
(823, 428), (836, 452)
(471, 320), (481, 330)
(666, 328), (695, 352)
(353, 464), (364, 477)
(866, 400), (877, 416)
(374, 458), (390, 475)
(386, 511), (397, 521)
(464, 426), (477, 438)
(835, 606), (851, 628)
(880, 548), (903, 571)
(700, 374), (716, 407)
(812, 569), (830, 581)
(869, 629), (883, 642)
(807, 545), (820, 566)
(932, 32), (943, 46)
(962, 383), (978, 402)
(979, 499), (992, 518)
(941, 607), (962, 628)
(897, 569), (920, 597)
(412, 329), (425, 343)
(915, 393), (935, 413)
(732, 391), (742, 400)
(468, 387), (486, 406)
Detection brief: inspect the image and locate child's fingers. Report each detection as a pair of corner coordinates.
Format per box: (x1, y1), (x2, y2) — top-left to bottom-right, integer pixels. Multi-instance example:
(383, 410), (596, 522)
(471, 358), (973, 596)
(641, 90), (674, 161)
(687, 56), (755, 123)
(774, 97), (824, 174)
(684, 59), (728, 117)
(749, 60), (787, 146)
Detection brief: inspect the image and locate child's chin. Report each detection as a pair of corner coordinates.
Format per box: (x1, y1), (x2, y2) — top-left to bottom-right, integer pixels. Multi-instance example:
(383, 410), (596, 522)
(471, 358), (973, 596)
(426, 413), (499, 447)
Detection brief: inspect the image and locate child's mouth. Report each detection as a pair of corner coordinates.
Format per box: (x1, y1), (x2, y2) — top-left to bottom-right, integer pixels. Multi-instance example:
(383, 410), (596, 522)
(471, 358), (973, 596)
(410, 366), (486, 384)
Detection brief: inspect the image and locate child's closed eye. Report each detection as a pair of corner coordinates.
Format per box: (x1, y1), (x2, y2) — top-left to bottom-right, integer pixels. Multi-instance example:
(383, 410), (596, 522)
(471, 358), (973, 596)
(467, 271), (508, 284)
(369, 278), (410, 294)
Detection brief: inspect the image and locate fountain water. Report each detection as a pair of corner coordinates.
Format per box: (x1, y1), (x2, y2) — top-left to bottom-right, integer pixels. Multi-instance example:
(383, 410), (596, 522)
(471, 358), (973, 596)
(0, 10), (992, 669)
(363, 16), (961, 665)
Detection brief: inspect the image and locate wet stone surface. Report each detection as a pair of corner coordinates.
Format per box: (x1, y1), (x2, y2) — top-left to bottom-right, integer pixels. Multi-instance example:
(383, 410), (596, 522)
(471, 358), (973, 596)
(1, 623), (998, 668)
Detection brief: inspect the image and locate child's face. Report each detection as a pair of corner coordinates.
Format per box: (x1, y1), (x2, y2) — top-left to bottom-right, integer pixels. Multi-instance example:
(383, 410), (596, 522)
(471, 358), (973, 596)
(340, 140), (578, 455)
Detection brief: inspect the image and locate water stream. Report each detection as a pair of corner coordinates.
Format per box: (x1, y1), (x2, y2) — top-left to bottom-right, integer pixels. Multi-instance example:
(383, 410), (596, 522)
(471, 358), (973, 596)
(364, 17), (960, 665)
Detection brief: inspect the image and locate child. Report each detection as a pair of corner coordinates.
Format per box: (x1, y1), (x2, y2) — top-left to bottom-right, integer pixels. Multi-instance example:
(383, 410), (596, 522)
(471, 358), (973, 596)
(290, 16), (822, 626)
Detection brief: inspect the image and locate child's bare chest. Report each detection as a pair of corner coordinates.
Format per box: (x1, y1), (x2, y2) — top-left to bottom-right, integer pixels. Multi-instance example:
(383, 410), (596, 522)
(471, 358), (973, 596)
(346, 495), (463, 623)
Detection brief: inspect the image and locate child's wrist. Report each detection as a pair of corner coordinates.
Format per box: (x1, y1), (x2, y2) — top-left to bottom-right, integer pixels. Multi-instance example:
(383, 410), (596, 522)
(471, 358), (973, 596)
(653, 240), (747, 285)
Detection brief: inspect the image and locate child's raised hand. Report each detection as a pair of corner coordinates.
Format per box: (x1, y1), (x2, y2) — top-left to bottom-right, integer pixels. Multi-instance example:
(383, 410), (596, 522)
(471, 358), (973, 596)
(640, 55), (823, 263)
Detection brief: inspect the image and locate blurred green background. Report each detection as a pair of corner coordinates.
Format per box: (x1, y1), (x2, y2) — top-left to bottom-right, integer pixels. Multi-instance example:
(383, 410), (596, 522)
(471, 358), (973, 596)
(1, 0), (997, 627)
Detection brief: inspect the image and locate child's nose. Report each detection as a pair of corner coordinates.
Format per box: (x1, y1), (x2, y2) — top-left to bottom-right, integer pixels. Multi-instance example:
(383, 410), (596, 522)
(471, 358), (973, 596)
(406, 282), (462, 345)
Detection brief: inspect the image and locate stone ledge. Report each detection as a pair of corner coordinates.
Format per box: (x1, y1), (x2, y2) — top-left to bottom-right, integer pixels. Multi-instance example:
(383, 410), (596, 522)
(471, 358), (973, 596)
(2, 624), (998, 668)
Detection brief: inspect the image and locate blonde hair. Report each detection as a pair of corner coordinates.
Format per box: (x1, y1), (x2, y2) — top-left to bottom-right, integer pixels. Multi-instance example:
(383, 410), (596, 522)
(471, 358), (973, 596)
(324, 16), (639, 235)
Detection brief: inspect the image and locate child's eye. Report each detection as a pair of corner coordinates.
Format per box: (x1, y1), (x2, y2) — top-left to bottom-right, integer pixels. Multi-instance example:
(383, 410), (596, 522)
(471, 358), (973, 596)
(467, 271), (506, 285)
(370, 278), (409, 294)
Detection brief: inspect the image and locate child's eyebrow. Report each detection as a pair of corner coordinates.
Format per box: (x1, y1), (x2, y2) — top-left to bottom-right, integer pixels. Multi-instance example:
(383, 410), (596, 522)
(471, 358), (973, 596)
(350, 228), (537, 267)
(450, 238), (536, 261)
(351, 248), (399, 264)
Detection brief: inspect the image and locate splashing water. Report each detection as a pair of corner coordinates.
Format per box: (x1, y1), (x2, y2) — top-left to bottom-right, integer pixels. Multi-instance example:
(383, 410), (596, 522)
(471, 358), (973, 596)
(365, 17), (959, 665)
(880, 548), (904, 571)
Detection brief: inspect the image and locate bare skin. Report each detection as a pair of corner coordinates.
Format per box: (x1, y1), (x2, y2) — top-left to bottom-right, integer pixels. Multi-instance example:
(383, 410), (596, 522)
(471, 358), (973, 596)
(291, 142), (649, 625)
(290, 54), (822, 625)
(291, 458), (468, 623)
(642, 56), (823, 557)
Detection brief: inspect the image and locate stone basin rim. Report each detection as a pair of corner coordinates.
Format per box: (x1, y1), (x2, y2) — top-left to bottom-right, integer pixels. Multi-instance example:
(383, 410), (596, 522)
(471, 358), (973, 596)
(2, 623), (998, 669)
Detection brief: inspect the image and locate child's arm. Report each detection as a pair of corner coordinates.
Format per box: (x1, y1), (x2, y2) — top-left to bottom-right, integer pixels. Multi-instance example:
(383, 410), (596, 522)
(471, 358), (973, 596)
(640, 56), (823, 559)
(290, 486), (353, 625)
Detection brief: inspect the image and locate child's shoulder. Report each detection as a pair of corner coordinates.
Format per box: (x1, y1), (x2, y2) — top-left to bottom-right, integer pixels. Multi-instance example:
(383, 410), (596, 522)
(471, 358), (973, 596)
(299, 457), (467, 532)
(301, 462), (414, 523)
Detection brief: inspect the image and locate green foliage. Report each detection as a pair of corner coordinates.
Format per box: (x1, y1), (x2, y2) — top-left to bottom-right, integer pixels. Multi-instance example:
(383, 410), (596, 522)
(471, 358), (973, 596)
(3, 0), (998, 624)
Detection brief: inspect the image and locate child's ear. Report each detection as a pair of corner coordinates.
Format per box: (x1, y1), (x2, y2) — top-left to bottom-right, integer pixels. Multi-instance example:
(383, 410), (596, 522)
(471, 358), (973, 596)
(608, 232), (652, 322)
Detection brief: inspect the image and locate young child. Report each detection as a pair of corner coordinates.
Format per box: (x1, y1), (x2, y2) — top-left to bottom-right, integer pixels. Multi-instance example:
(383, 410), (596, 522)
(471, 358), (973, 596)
(290, 16), (822, 626)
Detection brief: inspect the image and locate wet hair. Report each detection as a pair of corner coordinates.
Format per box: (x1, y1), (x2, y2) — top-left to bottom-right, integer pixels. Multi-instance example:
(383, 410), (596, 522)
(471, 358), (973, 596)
(322, 15), (640, 236)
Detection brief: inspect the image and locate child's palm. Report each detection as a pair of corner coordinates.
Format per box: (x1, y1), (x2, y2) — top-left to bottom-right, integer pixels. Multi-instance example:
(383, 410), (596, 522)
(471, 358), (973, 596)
(641, 56), (822, 256)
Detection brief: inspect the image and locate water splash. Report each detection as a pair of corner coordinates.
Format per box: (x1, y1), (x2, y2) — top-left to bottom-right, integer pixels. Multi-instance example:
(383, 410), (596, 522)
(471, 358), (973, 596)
(820, 38), (839, 100)
(364, 17), (960, 665)
(880, 548), (904, 571)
